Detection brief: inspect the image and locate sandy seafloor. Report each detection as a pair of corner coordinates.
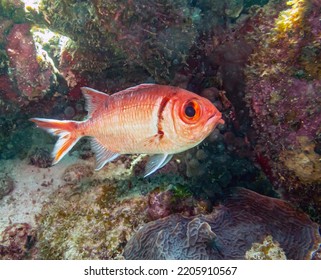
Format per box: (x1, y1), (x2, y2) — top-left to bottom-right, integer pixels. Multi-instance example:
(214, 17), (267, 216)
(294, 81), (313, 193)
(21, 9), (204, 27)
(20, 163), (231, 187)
(0, 156), (79, 232)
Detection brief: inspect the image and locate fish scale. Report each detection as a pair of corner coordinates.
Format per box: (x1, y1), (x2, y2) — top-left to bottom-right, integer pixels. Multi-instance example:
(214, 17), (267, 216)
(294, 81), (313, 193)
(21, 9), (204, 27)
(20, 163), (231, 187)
(94, 99), (161, 152)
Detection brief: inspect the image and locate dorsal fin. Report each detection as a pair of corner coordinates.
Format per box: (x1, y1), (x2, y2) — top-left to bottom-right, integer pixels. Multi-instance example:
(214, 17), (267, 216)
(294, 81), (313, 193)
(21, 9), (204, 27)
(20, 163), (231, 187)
(81, 87), (110, 117)
(112, 83), (157, 97)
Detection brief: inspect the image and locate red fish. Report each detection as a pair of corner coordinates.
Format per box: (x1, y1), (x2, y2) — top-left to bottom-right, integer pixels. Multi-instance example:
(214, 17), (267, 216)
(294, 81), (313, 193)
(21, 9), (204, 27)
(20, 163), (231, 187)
(30, 84), (224, 177)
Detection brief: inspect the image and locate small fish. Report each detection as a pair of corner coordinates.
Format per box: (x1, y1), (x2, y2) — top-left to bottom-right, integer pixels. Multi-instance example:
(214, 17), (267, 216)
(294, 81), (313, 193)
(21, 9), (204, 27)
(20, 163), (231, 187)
(30, 84), (224, 177)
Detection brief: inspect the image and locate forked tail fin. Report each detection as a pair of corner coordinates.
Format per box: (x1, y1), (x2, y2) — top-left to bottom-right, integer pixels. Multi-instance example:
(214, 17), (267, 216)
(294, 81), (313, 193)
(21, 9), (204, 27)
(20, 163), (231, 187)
(30, 118), (81, 165)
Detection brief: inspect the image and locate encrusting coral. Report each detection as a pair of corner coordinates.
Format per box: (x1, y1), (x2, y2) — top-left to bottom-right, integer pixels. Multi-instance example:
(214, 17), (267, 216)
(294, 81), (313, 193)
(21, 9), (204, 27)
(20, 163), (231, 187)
(124, 188), (321, 260)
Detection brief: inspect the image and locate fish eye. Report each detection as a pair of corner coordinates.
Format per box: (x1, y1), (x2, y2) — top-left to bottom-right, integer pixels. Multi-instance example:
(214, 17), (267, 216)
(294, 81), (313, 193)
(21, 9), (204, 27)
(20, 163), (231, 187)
(185, 103), (196, 117)
(180, 100), (201, 123)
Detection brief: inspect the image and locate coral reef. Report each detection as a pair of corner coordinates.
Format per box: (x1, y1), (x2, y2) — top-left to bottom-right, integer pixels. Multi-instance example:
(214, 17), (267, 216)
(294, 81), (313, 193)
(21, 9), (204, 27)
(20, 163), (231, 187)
(244, 0), (321, 222)
(124, 189), (321, 260)
(245, 235), (287, 260)
(21, 0), (261, 84)
(36, 181), (148, 259)
(35, 0), (198, 82)
(0, 223), (37, 260)
(0, 175), (15, 200)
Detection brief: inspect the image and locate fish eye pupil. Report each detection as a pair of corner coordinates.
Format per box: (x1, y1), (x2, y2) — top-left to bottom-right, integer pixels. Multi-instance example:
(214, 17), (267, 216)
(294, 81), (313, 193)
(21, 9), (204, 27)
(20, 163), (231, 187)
(185, 104), (196, 117)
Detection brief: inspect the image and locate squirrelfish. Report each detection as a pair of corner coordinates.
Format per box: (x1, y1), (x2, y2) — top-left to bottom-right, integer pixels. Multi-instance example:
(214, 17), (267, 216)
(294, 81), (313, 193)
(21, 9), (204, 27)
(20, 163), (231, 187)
(30, 84), (224, 177)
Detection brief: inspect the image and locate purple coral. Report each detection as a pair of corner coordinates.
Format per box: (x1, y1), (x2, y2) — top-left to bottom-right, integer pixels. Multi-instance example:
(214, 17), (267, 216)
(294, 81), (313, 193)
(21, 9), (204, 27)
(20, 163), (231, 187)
(124, 189), (321, 260)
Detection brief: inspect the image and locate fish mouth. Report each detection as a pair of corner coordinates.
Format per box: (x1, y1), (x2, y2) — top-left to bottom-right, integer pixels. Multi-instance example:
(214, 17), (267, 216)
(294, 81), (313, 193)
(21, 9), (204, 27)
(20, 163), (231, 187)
(208, 113), (216, 120)
(206, 113), (224, 125)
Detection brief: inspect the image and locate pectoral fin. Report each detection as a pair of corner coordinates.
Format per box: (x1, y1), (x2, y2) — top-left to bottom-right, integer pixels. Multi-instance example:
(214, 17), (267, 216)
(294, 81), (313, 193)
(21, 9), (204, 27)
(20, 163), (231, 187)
(144, 154), (173, 177)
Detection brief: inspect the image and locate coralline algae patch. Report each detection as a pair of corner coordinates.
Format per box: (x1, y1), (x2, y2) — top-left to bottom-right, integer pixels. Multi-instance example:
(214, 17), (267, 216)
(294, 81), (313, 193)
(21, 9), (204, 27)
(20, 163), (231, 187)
(6, 23), (57, 101)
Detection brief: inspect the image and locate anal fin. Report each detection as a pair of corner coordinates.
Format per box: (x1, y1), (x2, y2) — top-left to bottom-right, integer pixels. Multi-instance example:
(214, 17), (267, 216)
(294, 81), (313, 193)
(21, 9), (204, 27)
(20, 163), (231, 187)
(144, 154), (173, 177)
(91, 139), (119, 170)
